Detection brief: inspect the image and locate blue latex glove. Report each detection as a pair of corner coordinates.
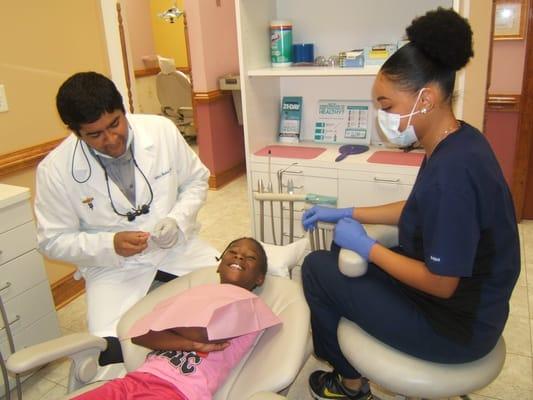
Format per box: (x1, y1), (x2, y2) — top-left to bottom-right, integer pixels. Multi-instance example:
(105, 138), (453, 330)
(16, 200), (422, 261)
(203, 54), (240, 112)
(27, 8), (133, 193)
(301, 206), (354, 231)
(334, 217), (377, 260)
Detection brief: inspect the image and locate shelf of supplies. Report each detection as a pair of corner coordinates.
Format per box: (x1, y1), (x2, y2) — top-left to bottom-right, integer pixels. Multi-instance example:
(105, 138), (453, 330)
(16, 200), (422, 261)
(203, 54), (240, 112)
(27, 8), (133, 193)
(247, 65), (381, 77)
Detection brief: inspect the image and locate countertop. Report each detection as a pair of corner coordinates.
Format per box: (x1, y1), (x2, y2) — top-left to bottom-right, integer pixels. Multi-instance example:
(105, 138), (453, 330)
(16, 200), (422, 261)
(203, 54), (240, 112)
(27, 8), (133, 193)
(250, 142), (425, 175)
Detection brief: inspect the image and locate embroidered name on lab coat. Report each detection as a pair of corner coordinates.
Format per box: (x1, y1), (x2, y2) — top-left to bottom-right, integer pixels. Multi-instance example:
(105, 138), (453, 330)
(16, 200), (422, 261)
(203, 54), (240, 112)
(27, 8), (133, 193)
(154, 167), (172, 180)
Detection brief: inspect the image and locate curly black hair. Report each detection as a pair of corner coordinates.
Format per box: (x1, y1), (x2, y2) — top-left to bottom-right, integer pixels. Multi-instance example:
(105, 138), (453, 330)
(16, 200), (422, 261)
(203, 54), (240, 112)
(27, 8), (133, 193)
(380, 7), (474, 101)
(56, 71), (125, 133)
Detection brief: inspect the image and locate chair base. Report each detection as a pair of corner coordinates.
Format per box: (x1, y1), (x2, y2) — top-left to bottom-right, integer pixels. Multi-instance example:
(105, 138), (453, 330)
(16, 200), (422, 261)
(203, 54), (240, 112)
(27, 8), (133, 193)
(338, 318), (505, 399)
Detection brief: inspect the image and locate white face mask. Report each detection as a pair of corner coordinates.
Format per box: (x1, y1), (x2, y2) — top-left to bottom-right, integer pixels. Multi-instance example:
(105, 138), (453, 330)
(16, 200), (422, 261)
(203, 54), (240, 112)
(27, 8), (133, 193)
(377, 88), (426, 147)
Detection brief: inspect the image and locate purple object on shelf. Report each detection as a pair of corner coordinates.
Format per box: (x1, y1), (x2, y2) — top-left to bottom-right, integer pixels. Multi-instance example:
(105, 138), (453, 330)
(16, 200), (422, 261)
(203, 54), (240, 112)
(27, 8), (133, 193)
(335, 144), (369, 162)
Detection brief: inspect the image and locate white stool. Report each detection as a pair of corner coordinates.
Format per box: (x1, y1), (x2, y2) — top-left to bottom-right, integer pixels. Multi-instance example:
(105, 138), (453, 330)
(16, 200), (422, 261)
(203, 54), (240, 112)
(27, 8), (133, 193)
(338, 318), (506, 399)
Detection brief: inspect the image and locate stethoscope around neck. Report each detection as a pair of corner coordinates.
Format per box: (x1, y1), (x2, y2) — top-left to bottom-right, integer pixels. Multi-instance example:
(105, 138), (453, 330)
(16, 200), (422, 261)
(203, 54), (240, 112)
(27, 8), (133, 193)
(71, 138), (153, 221)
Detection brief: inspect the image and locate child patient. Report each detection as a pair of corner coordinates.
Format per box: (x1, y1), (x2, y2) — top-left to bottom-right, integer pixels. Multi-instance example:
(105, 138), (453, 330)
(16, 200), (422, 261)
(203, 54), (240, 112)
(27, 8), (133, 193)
(73, 237), (269, 400)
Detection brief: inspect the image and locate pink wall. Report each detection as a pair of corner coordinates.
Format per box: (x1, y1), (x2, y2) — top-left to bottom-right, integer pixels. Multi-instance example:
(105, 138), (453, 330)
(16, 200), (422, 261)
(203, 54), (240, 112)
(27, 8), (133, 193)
(184, 0), (240, 91)
(489, 40), (527, 94)
(485, 111), (519, 186)
(485, 38), (527, 189)
(196, 98), (245, 174)
(184, 0), (244, 178)
(123, 0), (156, 70)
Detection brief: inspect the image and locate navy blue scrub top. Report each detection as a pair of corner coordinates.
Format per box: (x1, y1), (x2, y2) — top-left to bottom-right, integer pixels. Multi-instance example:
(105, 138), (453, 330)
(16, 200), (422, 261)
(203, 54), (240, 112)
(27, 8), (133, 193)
(397, 122), (520, 344)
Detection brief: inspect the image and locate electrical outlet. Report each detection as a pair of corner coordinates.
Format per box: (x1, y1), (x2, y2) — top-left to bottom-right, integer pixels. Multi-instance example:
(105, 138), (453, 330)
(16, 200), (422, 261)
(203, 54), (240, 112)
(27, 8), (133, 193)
(0, 84), (8, 113)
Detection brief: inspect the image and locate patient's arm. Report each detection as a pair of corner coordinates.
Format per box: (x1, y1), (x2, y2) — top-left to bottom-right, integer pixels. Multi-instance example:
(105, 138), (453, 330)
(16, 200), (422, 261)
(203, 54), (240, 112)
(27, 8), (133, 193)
(131, 327), (230, 353)
(354, 201), (405, 225)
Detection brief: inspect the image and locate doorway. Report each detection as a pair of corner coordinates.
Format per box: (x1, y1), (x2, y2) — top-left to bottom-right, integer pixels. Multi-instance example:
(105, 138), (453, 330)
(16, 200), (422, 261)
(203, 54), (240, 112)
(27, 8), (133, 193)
(120, 0), (196, 141)
(486, 0), (532, 220)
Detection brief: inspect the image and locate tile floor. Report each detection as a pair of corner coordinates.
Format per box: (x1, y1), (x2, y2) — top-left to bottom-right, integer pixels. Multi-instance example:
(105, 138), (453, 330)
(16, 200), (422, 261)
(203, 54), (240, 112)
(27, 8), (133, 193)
(6, 175), (533, 400)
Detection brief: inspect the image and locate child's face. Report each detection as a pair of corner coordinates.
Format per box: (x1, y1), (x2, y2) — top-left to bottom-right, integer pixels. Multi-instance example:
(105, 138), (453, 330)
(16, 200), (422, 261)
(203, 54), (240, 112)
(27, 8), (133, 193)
(217, 239), (265, 291)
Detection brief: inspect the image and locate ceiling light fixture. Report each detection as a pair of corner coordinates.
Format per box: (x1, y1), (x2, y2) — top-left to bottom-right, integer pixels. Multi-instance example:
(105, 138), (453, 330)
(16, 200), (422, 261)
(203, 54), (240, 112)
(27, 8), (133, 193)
(158, 1), (184, 24)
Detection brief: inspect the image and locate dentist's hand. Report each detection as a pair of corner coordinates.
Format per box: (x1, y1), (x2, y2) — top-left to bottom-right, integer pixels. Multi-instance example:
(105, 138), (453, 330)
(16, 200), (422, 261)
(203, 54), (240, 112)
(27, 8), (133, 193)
(114, 231), (150, 257)
(334, 218), (376, 261)
(151, 217), (180, 248)
(301, 206), (354, 231)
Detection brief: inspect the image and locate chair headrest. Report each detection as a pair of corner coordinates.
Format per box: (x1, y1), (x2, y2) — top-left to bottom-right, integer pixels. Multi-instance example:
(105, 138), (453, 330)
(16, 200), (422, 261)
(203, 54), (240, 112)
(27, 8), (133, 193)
(157, 55), (177, 74)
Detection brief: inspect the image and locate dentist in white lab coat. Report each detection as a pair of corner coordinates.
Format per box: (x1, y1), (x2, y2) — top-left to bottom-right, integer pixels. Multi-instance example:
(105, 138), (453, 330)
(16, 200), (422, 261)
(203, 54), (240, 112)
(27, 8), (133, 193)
(35, 72), (218, 340)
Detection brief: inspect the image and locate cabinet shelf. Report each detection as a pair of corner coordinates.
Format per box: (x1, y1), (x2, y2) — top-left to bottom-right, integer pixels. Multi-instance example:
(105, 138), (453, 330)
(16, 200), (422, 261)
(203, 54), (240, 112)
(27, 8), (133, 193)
(247, 65), (381, 77)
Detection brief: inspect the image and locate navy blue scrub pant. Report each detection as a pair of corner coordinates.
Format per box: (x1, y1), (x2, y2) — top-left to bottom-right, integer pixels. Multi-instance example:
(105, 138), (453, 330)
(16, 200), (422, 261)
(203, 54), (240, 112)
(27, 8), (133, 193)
(302, 245), (486, 379)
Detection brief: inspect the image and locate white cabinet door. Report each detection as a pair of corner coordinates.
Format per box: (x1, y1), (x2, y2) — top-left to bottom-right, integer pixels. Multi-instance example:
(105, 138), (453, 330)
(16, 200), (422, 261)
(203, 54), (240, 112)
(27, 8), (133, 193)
(338, 172), (414, 207)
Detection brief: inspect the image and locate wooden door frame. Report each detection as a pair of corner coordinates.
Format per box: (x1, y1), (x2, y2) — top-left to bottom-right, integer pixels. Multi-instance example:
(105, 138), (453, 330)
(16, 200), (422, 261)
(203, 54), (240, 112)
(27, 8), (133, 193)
(511, 0), (533, 221)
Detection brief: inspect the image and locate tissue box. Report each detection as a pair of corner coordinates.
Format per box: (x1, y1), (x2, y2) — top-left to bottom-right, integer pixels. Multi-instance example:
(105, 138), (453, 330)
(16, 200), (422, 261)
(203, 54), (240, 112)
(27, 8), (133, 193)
(339, 49), (364, 68)
(364, 44), (397, 66)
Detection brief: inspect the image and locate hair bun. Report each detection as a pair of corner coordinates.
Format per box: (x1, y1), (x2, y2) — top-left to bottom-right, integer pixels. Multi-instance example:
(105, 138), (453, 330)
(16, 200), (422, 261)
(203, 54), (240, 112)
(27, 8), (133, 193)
(406, 7), (473, 71)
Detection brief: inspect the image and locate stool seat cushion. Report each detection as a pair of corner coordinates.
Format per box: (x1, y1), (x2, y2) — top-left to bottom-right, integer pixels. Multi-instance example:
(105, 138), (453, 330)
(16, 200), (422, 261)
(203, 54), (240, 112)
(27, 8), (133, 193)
(338, 318), (506, 398)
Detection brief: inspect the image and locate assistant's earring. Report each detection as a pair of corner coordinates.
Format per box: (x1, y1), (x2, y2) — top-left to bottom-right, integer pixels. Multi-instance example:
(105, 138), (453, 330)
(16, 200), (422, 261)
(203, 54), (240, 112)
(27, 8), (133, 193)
(421, 108), (428, 114)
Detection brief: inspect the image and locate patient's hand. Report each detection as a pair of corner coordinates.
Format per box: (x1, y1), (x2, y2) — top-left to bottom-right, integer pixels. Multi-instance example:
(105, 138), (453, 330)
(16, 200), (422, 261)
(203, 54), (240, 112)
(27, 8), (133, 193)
(172, 327), (230, 352)
(132, 327), (229, 352)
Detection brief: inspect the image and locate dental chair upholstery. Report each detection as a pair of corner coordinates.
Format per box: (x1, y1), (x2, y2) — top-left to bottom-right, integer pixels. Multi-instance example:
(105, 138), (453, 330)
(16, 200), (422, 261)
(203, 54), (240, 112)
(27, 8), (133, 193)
(7, 266), (310, 399)
(156, 56), (195, 139)
(330, 224), (506, 399)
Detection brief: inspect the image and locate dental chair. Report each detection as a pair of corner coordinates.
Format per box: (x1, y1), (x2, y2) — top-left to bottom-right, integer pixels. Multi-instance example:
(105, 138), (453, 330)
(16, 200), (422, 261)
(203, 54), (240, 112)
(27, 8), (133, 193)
(156, 55), (196, 140)
(6, 266), (310, 399)
(311, 222), (506, 400)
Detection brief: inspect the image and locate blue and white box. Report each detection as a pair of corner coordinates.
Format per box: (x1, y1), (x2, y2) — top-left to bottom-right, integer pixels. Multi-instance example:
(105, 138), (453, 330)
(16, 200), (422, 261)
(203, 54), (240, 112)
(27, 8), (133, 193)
(279, 96), (303, 143)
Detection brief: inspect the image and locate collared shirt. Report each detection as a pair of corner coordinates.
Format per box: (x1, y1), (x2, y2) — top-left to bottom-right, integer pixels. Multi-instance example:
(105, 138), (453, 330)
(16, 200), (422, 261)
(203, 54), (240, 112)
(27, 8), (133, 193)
(89, 131), (136, 206)
(97, 146), (136, 206)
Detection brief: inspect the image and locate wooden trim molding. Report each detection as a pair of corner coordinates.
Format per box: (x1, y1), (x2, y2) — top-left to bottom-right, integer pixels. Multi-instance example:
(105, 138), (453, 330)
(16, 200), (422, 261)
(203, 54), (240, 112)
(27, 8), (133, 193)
(208, 162), (246, 189)
(0, 138), (63, 177)
(511, 0), (533, 220)
(487, 94), (521, 112)
(134, 66), (191, 78)
(193, 89), (229, 104)
(51, 271), (85, 310)
(134, 67), (161, 78)
(116, 3), (134, 113)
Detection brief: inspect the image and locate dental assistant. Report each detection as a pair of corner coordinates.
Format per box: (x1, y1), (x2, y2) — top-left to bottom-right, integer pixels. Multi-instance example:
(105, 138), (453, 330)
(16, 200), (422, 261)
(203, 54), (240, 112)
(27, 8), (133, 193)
(35, 72), (218, 340)
(301, 9), (520, 400)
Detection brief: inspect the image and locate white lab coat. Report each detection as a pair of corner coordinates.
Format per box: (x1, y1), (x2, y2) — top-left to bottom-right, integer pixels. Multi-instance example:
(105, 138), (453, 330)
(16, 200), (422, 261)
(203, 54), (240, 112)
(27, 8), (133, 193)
(35, 114), (219, 336)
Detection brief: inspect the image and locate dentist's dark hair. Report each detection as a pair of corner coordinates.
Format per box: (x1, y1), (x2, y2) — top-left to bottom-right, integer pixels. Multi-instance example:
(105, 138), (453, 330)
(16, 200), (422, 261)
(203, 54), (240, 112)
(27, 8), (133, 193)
(380, 7), (473, 102)
(218, 237), (268, 275)
(56, 71), (125, 134)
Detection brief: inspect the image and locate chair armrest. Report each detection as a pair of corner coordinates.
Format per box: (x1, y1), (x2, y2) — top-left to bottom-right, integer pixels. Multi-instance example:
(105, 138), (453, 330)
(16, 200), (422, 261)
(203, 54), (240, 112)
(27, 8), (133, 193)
(7, 333), (107, 374)
(338, 225), (399, 277)
(7, 333), (107, 393)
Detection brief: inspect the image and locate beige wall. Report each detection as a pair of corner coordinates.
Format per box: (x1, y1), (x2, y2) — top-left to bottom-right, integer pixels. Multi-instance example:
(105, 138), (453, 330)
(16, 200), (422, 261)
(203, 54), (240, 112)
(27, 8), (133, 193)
(0, 0), (113, 186)
(0, 0), (108, 167)
(0, 1), (110, 156)
(0, 1), (112, 285)
(458, 0), (494, 131)
(123, 0), (156, 71)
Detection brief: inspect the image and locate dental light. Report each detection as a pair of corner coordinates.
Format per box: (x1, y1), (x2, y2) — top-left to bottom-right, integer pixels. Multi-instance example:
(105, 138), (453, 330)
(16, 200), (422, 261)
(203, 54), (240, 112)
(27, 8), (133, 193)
(158, 1), (184, 24)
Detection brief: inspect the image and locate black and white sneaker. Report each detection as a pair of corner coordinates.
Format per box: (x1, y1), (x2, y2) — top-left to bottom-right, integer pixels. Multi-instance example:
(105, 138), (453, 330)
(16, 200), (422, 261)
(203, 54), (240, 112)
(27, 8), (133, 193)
(309, 370), (373, 400)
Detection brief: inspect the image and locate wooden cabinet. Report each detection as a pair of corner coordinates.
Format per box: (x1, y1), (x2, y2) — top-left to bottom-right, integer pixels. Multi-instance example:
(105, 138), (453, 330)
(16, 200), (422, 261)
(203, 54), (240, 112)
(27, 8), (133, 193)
(0, 184), (61, 395)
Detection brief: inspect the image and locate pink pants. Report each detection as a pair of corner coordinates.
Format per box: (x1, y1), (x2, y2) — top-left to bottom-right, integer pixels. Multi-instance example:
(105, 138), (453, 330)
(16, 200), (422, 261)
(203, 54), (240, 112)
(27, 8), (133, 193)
(71, 371), (187, 400)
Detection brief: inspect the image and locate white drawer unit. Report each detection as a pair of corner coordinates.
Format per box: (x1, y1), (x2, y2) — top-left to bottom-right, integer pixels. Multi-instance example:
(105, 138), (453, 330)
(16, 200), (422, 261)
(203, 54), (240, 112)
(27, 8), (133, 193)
(0, 184), (61, 396)
(248, 148), (420, 245)
(338, 169), (416, 208)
